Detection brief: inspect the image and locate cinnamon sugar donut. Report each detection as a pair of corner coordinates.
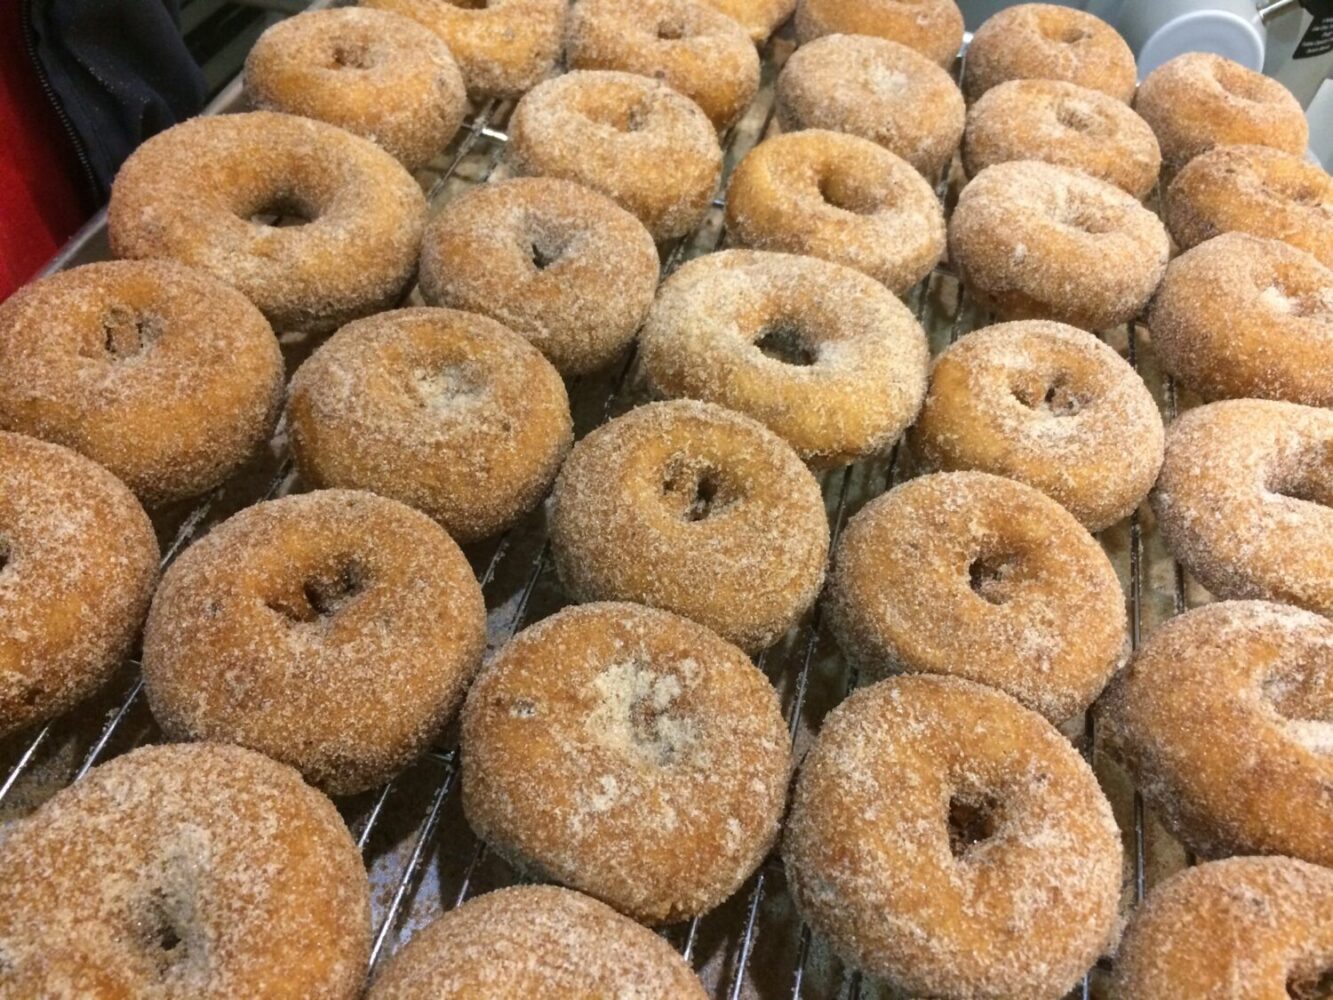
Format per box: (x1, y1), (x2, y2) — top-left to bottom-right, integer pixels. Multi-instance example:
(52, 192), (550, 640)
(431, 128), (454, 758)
(143, 490), (487, 795)
(795, 0), (964, 68)
(287, 308), (572, 544)
(699, 0), (794, 42)
(549, 400), (829, 651)
(566, 0), (760, 132)
(507, 70), (723, 242)
(827, 471), (1127, 722)
(108, 111), (427, 332)
(963, 3), (1136, 104)
(1148, 233), (1333, 406)
(785, 675), (1122, 998)
(910, 320), (1164, 530)
(460, 603), (791, 924)
(419, 178), (659, 376)
(639, 250), (929, 466)
(949, 160), (1170, 330)
(1103, 601), (1333, 866)
(0, 432), (158, 739)
(775, 34), (965, 179)
(1152, 399), (1333, 617)
(244, 8), (466, 170)
(963, 79), (1161, 199)
(0, 742), (371, 999)
(368, 886), (709, 997)
(725, 129), (945, 294)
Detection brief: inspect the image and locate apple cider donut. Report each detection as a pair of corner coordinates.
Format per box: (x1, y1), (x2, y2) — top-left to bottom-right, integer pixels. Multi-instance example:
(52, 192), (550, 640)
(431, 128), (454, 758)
(549, 400), (829, 651)
(639, 250), (929, 466)
(785, 675), (1122, 999)
(911, 320), (1164, 530)
(0, 432), (158, 738)
(1103, 601), (1332, 866)
(949, 160), (1170, 330)
(794, 0), (965, 68)
(287, 308), (573, 543)
(1152, 399), (1333, 617)
(699, 0), (795, 42)
(460, 603), (791, 924)
(507, 70), (723, 242)
(725, 129), (945, 294)
(0, 743), (371, 999)
(107, 111), (427, 332)
(143, 490), (487, 796)
(827, 471), (1127, 722)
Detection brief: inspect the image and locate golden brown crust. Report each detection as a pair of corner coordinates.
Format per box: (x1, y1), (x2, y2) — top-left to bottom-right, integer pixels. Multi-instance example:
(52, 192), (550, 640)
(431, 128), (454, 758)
(698, 0), (795, 42)
(794, 0), (964, 68)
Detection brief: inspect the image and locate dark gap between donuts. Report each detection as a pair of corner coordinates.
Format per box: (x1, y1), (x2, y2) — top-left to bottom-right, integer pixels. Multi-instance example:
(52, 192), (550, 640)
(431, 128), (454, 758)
(268, 561), (366, 624)
(99, 305), (163, 361)
(968, 554), (1020, 606)
(947, 793), (1002, 858)
(1287, 967), (1333, 1000)
(756, 324), (816, 366)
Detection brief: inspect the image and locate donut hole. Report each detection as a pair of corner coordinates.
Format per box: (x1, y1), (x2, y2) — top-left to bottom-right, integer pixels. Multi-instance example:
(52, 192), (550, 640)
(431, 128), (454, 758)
(577, 93), (653, 133)
(755, 323), (817, 366)
(1059, 194), (1118, 235)
(588, 660), (696, 767)
(246, 194), (316, 229)
(947, 791), (1003, 858)
(97, 305), (164, 361)
(132, 891), (190, 975)
(1261, 274), (1333, 321)
(328, 41), (376, 71)
(443, 0), (489, 8)
(269, 561), (367, 624)
(967, 552), (1022, 605)
(661, 459), (732, 522)
(1054, 100), (1108, 138)
(0, 534), (12, 575)
(1287, 967), (1333, 1000)
(524, 228), (571, 272)
(1267, 441), (1333, 509)
(653, 17), (693, 41)
(1013, 374), (1085, 416)
(1269, 176), (1327, 208)
(1263, 654), (1333, 756)
(817, 174), (881, 216)
(1213, 62), (1270, 103)
(410, 363), (487, 409)
(1037, 14), (1092, 45)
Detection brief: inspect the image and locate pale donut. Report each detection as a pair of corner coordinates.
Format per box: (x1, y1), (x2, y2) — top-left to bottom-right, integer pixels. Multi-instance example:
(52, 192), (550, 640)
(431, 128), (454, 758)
(794, 0), (965, 68)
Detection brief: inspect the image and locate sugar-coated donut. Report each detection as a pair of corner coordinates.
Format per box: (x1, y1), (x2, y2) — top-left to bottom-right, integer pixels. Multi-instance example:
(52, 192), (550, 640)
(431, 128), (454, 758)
(419, 177), (659, 376)
(795, 0), (964, 68)
(507, 70), (723, 242)
(775, 34), (965, 179)
(360, 0), (565, 100)
(949, 160), (1170, 330)
(367, 886), (709, 998)
(699, 0), (794, 42)
(566, 0), (760, 132)
(1153, 399), (1333, 618)
(461, 602), (791, 924)
(244, 8), (466, 171)
(108, 111), (427, 333)
(287, 308), (572, 544)
(726, 129), (945, 294)
(0, 432), (158, 739)
(827, 471), (1127, 722)
(0, 260), (283, 506)
(963, 79), (1161, 199)
(910, 320), (1164, 530)
(549, 400), (829, 652)
(1135, 52), (1309, 175)
(1149, 232), (1333, 407)
(785, 675), (1122, 998)
(963, 3), (1136, 104)
(639, 250), (929, 467)
(1103, 601), (1332, 867)
(0, 743), (371, 999)
(143, 490), (487, 796)
(1165, 144), (1333, 268)
(1111, 857), (1333, 1000)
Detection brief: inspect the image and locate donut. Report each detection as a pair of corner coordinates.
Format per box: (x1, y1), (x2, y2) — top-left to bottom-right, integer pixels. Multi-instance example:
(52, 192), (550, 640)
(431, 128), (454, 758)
(1164, 144), (1333, 268)
(367, 886), (708, 998)
(725, 129), (945, 294)
(418, 177), (659, 376)
(1148, 232), (1333, 406)
(549, 400), (829, 651)
(639, 250), (929, 466)
(460, 602), (791, 923)
(0, 260), (283, 506)
(142, 489), (487, 796)
(107, 111), (427, 333)
(698, 0), (794, 43)
(910, 320), (1164, 530)
(785, 675), (1122, 998)
(0, 742), (370, 999)
(244, 8), (466, 171)
(506, 70), (723, 242)
(287, 308), (573, 544)
(1111, 857), (1333, 1000)
(963, 79), (1162, 199)
(0, 432), (158, 739)
(775, 34), (965, 179)
(1102, 601), (1332, 867)
(826, 471), (1127, 722)
(948, 160), (1170, 330)
(566, 0), (760, 133)
(1152, 399), (1333, 618)
(1135, 52), (1309, 175)
(360, 0), (565, 100)
(962, 3), (1136, 104)
(794, 0), (964, 68)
